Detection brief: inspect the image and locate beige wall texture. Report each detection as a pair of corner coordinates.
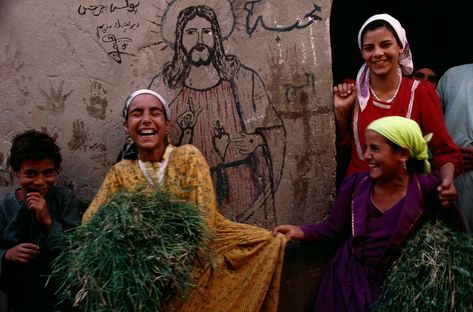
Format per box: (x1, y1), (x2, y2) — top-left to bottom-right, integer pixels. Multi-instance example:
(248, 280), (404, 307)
(0, 0), (335, 309)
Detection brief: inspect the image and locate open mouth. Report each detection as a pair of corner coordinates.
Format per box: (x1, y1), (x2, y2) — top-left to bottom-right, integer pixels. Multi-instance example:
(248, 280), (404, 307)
(138, 129), (157, 137)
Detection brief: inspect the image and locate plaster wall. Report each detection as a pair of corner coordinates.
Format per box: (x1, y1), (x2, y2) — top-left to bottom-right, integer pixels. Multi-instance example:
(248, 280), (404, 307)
(0, 0), (336, 310)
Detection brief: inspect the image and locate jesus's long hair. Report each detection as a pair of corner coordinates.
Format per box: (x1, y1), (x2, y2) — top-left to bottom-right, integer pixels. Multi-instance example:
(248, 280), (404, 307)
(162, 5), (240, 89)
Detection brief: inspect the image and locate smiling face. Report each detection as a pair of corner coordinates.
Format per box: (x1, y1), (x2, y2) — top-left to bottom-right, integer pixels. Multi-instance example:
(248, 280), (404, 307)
(364, 130), (407, 181)
(125, 94), (171, 162)
(15, 159), (57, 197)
(361, 26), (403, 77)
(182, 16), (215, 66)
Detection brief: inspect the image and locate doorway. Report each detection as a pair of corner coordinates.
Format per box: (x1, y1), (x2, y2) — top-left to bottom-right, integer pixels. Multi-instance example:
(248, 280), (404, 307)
(330, 0), (473, 84)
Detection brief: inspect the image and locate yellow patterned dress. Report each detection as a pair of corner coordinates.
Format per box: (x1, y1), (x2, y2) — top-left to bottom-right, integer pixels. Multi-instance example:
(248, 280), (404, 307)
(82, 144), (286, 312)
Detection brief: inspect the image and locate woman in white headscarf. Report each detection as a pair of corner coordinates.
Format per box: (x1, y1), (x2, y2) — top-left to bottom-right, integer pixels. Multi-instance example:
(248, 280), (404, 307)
(333, 13), (462, 207)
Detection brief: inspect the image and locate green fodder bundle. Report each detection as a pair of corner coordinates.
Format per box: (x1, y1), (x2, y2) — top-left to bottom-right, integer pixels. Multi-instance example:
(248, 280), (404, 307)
(375, 219), (473, 312)
(51, 188), (213, 312)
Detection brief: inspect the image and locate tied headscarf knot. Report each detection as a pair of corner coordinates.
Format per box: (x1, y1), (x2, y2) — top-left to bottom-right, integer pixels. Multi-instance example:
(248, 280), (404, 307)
(367, 116), (432, 173)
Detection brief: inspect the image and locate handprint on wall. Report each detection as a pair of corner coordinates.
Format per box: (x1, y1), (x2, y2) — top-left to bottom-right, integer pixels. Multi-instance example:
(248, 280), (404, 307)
(68, 119), (88, 151)
(86, 81), (108, 120)
(38, 81), (73, 115)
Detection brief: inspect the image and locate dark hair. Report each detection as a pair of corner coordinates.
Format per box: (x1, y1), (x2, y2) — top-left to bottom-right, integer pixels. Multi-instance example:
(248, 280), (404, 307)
(385, 139), (424, 173)
(412, 67), (439, 84)
(360, 19), (402, 48)
(116, 141), (138, 162)
(7, 130), (62, 172)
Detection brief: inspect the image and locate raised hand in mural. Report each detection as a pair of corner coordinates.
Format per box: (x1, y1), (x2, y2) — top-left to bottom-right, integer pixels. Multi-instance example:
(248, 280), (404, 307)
(232, 132), (263, 155)
(176, 97), (203, 144)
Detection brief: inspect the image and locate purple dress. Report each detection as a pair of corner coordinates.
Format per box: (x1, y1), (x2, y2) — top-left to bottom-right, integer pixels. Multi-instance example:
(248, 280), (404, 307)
(301, 172), (461, 312)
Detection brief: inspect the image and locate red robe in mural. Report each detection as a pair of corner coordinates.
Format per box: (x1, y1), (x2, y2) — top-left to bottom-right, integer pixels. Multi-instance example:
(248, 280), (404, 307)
(150, 65), (285, 227)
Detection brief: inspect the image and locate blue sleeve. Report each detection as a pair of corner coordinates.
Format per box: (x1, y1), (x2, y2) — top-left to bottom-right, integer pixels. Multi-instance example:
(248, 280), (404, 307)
(0, 193), (29, 277)
(44, 187), (82, 255)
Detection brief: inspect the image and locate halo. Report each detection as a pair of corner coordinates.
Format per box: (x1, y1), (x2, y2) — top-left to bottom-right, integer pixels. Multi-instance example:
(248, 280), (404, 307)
(160, 0), (235, 47)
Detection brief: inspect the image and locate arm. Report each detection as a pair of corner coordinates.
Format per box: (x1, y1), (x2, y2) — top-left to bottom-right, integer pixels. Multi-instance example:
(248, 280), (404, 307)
(3, 243), (40, 265)
(233, 66), (285, 187)
(2, 188), (81, 259)
(43, 187), (82, 254)
(419, 172), (467, 232)
(1, 225), (39, 268)
(333, 82), (356, 149)
(164, 145), (218, 228)
(272, 225), (304, 241)
(0, 200), (40, 274)
(437, 162), (457, 208)
(232, 131), (265, 155)
(416, 84), (463, 206)
(418, 84), (463, 177)
(25, 192), (52, 230)
(274, 174), (360, 242)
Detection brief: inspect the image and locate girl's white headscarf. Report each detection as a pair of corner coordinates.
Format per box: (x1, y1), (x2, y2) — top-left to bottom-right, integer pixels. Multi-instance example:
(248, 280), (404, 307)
(356, 13), (413, 111)
(122, 89), (170, 120)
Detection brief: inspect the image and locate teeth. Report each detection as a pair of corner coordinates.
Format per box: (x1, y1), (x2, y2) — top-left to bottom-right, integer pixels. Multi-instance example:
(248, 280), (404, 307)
(139, 130), (156, 135)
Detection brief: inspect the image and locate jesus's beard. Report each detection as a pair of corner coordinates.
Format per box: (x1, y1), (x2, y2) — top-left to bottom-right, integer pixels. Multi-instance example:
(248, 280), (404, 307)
(186, 44), (214, 67)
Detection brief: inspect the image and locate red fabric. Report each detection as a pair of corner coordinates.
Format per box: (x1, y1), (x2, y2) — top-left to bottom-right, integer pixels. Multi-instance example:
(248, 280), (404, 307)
(346, 77), (463, 177)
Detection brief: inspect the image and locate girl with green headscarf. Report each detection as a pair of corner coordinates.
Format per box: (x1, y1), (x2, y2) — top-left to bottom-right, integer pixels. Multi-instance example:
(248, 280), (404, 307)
(274, 116), (466, 312)
(366, 116), (432, 174)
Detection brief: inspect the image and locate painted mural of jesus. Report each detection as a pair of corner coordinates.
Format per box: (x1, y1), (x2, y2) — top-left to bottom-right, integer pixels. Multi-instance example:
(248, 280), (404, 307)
(150, 3), (285, 227)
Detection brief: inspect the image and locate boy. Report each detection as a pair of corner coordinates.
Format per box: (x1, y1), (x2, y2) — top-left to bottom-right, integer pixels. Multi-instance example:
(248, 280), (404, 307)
(0, 130), (82, 311)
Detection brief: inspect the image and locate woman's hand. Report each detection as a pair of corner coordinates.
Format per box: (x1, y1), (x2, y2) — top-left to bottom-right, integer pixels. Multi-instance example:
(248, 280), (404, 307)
(437, 177), (457, 208)
(333, 83), (357, 115)
(333, 83), (356, 141)
(272, 225), (304, 241)
(438, 162), (457, 208)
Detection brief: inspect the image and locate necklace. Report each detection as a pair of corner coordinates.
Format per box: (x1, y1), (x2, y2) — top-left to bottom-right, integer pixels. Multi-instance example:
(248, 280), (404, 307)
(370, 78), (402, 103)
(138, 157), (170, 186)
